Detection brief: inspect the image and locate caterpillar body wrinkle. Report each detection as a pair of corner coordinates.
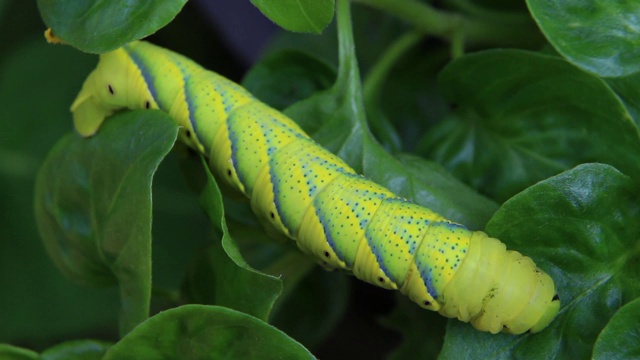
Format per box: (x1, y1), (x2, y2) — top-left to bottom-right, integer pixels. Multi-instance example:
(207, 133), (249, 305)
(71, 41), (560, 334)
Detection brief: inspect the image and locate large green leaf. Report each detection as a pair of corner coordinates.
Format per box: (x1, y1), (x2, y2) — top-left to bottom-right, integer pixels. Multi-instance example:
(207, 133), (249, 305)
(0, 39), (122, 344)
(34, 110), (178, 335)
(0, 345), (39, 360)
(181, 156), (283, 321)
(527, 0), (640, 78)
(41, 340), (112, 360)
(183, 153), (348, 349)
(250, 0), (334, 33)
(593, 298), (640, 360)
(102, 305), (315, 360)
(363, 143), (498, 230)
(278, 0), (496, 228)
(282, 0), (366, 170)
(37, 0), (187, 53)
(242, 50), (336, 111)
(216, 214), (349, 350)
(423, 49), (640, 202)
(440, 163), (640, 359)
(607, 72), (640, 127)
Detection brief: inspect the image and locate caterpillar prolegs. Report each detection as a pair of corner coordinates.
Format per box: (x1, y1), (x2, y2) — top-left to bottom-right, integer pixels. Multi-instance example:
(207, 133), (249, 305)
(71, 41), (560, 334)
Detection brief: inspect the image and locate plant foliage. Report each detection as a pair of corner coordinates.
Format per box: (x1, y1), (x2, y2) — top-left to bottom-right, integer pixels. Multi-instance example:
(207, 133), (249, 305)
(1, 0), (639, 358)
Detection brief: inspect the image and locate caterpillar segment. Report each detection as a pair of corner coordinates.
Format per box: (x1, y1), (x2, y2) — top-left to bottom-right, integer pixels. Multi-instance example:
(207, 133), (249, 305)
(70, 41), (561, 334)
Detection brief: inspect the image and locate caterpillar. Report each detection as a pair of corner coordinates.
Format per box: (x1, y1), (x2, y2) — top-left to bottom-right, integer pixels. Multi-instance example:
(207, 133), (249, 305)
(70, 41), (560, 334)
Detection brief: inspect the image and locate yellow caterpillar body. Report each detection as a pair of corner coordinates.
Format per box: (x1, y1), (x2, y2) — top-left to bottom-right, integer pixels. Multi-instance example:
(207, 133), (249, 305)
(71, 41), (560, 334)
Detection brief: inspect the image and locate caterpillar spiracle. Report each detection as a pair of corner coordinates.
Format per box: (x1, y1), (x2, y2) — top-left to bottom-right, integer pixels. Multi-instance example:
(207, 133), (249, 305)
(70, 41), (560, 334)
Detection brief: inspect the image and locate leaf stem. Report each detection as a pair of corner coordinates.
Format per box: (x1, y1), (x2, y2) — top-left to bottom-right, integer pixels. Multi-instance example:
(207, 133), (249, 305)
(450, 26), (464, 58)
(335, 0), (362, 94)
(333, 0), (369, 169)
(351, 0), (543, 48)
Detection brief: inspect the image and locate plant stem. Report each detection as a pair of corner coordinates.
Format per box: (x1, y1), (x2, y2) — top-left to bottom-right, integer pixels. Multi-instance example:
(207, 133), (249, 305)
(351, 0), (543, 48)
(335, 0), (362, 94)
(451, 26), (464, 58)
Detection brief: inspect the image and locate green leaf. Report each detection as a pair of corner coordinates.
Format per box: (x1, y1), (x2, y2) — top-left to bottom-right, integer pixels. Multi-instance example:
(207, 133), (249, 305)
(37, 0), (187, 53)
(218, 218), (348, 349)
(268, 1), (496, 231)
(41, 340), (112, 360)
(250, 0), (334, 34)
(271, 2), (499, 230)
(607, 73), (640, 127)
(0, 39), (124, 344)
(441, 163), (640, 359)
(34, 110), (179, 335)
(0, 344), (39, 360)
(283, 0), (365, 171)
(360, 31), (422, 153)
(248, 5), (501, 352)
(265, 2), (409, 73)
(187, 48), (346, 347)
(370, 45), (451, 151)
(593, 298), (640, 360)
(424, 49), (640, 201)
(181, 241), (283, 322)
(527, 0), (640, 78)
(182, 156), (283, 321)
(210, 211), (348, 350)
(102, 305), (315, 360)
(363, 140), (498, 230)
(242, 50), (336, 111)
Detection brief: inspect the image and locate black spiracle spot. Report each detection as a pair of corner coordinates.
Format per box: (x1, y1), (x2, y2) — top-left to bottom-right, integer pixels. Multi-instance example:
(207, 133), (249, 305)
(423, 300), (431, 307)
(323, 251), (330, 258)
(145, 101), (150, 109)
(270, 212), (275, 219)
(377, 277), (384, 283)
(227, 169), (232, 177)
(186, 130), (192, 138)
(552, 294), (560, 301)
(107, 84), (114, 95)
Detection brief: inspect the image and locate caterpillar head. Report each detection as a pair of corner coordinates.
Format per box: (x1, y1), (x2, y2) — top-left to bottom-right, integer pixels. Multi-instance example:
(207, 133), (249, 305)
(71, 45), (157, 137)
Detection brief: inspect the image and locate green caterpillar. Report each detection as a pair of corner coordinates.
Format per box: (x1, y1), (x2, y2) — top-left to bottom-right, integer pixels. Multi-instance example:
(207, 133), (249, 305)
(71, 41), (560, 334)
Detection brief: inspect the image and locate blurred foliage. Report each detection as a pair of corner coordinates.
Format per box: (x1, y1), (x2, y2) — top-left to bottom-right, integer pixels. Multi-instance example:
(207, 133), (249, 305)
(2, 0), (640, 359)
